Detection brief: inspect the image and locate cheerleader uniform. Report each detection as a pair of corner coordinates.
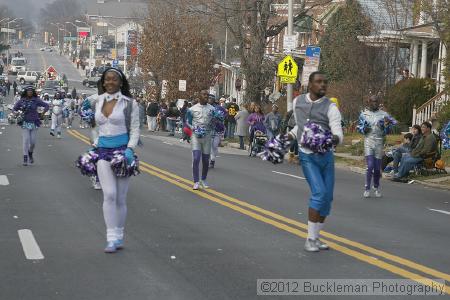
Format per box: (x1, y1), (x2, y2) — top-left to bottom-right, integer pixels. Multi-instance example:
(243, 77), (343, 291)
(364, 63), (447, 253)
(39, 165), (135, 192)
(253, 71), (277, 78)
(93, 91), (140, 253)
(186, 102), (215, 189)
(13, 96), (49, 165)
(50, 97), (64, 138)
(359, 108), (389, 197)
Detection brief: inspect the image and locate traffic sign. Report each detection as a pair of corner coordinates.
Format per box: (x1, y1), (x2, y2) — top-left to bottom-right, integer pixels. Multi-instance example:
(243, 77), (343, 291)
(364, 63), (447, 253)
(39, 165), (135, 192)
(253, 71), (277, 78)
(112, 59), (119, 68)
(280, 76), (296, 84)
(283, 35), (298, 52)
(306, 46), (321, 58)
(277, 55), (298, 78)
(179, 80), (187, 92)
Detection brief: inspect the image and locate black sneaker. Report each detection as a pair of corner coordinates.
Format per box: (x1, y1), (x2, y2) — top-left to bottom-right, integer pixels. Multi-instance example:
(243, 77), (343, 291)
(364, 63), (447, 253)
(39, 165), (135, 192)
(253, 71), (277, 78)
(23, 155), (28, 166)
(28, 152), (34, 164)
(50, 130), (55, 136)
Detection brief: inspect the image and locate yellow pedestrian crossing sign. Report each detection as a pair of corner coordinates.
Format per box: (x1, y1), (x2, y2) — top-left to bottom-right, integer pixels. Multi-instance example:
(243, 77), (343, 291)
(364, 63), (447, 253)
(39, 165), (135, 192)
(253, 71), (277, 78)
(278, 55), (298, 78)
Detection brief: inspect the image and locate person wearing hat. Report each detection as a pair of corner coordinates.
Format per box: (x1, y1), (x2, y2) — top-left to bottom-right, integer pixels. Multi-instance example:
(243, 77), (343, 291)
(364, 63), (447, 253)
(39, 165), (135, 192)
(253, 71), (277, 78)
(13, 86), (49, 166)
(41, 93), (51, 127)
(264, 104), (282, 140)
(50, 91), (65, 138)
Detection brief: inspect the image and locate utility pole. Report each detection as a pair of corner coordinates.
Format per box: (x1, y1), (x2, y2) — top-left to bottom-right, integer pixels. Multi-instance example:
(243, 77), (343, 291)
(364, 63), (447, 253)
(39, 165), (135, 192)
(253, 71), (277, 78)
(287, 0), (294, 112)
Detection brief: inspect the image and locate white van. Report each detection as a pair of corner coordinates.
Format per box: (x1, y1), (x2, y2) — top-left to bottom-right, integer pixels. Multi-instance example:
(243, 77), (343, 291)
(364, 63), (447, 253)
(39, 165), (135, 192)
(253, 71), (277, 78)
(9, 57), (27, 74)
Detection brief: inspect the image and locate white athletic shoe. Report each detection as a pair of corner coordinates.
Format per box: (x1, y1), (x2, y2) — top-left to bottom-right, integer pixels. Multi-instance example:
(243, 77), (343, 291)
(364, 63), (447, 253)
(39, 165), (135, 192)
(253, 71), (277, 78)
(193, 182), (200, 190)
(200, 180), (209, 189)
(57, 134), (62, 139)
(93, 182), (102, 190)
(374, 188), (382, 198)
(363, 190), (370, 198)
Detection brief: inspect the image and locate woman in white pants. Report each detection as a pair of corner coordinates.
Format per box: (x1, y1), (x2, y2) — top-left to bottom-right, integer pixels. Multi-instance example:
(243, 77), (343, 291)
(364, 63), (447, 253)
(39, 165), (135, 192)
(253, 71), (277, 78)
(50, 92), (64, 138)
(13, 86), (49, 166)
(91, 68), (140, 253)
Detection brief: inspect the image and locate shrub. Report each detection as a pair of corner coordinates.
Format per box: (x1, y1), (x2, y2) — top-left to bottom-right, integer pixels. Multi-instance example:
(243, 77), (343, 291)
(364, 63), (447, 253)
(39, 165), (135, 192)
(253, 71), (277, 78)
(385, 78), (436, 125)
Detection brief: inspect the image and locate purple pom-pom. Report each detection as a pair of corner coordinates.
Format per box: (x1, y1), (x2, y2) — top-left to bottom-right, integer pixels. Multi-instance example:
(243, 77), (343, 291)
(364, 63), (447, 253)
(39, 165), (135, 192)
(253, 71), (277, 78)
(76, 150), (99, 177)
(110, 150), (140, 177)
(300, 122), (334, 153)
(258, 134), (291, 164)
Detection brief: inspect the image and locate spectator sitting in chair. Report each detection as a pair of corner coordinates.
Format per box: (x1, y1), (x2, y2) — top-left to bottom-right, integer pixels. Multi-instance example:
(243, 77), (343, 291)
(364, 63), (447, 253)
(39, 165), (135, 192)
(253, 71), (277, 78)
(383, 124), (422, 173)
(392, 122), (437, 181)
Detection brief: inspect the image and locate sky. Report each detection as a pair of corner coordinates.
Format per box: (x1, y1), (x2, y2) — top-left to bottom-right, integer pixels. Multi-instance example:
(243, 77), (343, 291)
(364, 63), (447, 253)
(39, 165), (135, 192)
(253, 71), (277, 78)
(0, 0), (88, 24)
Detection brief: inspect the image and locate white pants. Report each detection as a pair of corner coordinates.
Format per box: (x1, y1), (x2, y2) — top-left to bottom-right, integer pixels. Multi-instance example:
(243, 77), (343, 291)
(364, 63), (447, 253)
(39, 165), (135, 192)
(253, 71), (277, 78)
(22, 128), (37, 156)
(97, 160), (131, 242)
(210, 135), (221, 161)
(51, 113), (62, 133)
(147, 116), (157, 131)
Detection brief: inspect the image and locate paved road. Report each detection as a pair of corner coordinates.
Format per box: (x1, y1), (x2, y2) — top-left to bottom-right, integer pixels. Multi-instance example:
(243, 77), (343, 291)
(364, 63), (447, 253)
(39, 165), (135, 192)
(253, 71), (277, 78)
(0, 44), (449, 299)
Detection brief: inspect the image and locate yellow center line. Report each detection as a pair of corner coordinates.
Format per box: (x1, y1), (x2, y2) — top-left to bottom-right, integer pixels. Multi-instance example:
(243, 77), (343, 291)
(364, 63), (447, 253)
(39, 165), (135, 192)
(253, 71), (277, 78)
(68, 129), (449, 294)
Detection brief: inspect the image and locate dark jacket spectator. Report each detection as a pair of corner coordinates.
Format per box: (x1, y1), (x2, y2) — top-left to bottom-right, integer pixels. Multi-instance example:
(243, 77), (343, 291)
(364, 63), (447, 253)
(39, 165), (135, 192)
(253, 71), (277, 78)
(146, 101), (160, 117)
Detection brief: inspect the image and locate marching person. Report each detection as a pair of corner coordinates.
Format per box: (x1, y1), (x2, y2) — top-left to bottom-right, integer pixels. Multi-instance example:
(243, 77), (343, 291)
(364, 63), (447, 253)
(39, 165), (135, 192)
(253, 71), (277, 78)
(287, 72), (343, 252)
(358, 96), (391, 198)
(91, 68), (140, 253)
(41, 93), (51, 128)
(13, 86), (49, 166)
(186, 89), (215, 190)
(50, 91), (64, 138)
(209, 96), (227, 169)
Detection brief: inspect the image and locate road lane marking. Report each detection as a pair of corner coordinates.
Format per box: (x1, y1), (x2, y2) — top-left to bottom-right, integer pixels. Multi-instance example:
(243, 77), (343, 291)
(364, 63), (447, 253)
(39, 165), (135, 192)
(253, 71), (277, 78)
(0, 175), (9, 185)
(18, 229), (44, 260)
(163, 141), (173, 145)
(428, 208), (450, 215)
(272, 171), (305, 180)
(69, 130), (450, 293)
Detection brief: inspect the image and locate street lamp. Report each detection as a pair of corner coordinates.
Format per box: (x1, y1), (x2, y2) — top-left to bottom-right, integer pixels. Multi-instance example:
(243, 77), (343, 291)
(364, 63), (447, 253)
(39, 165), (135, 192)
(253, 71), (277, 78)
(6, 18), (22, 65)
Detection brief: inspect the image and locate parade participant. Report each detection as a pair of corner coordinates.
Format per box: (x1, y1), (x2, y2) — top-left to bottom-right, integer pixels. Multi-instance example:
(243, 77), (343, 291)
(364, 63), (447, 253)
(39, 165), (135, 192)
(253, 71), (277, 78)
(287, 71), (343, 252)
(63, 94), (74, 129)
(90, 68), (140, 253)
(87, 80), (104, 191)
(209, 96), (227, 168)
(79, 93), (90, 129)
(41, 93), (51, 128)
(13, 86), (49, 166)
(50, 91), (64, 138)
(357, 96), (395, 198)
(186, 89), (215, 190)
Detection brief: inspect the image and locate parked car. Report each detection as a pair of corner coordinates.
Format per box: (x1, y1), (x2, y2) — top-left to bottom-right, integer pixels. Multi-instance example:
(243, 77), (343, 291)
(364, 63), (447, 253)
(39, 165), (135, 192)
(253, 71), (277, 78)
(8, 57), (27, 74)
(82, 76), (101, 87)
(36, 80), (61, 98)
(17, 71), (42, 84)
(40, 47), (53, 52)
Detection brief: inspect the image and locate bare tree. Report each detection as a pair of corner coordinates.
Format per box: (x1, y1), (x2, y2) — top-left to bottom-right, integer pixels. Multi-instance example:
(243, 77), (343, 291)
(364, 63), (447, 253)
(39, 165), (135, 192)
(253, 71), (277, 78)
(139, 2), (215, 101)
(176, 0), (333, 103)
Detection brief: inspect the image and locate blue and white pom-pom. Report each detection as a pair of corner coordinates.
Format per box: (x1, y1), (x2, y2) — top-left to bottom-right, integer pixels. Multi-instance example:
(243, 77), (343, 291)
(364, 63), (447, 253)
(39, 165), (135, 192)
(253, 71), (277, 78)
(193, 125), (207, 138)
(357, 114), (371, 135)
(210, 106), (226, 122)
(80, 108), (94, 122)
(110, 150), (140, 177)
(378, 115), (397, 134)
(76, 150), (99, 177)
(259, 134), (292, 164)
(300, 122), (334, 153)
(441, 121), (450, 150)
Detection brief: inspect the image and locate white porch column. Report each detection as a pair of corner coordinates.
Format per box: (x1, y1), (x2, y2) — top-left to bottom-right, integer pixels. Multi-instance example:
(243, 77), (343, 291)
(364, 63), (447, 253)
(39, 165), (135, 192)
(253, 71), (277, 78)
(420, 40), (428, 78)
(412, 40), (419, 77)
(441, 43), (447, 91)
(409, 42), (415, 72)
